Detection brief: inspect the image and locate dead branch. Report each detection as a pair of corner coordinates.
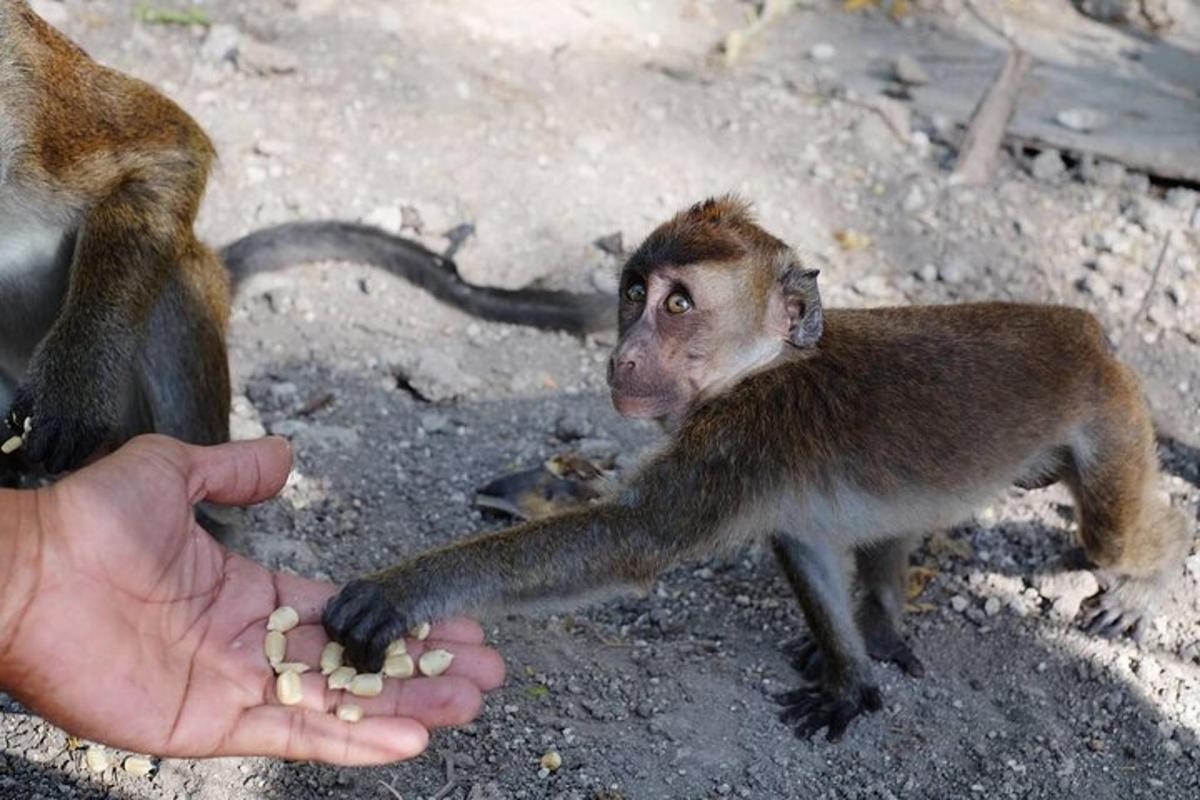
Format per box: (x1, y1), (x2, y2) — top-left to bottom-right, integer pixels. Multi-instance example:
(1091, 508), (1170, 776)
(949, 47), (1032, 186)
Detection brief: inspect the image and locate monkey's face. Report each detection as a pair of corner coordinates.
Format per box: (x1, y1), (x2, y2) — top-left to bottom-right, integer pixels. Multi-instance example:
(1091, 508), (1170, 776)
(607, 263), (787, 424)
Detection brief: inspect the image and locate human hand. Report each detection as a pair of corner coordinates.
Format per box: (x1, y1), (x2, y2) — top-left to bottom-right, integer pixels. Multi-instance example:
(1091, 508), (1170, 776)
(0, 435), (504, 764)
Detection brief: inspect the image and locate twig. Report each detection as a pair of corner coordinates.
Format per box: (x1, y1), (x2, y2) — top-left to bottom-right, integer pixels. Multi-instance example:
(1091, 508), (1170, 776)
(432, 752), (459, 800)
(948, 46), (1032, 186)
(377, 780), (404, 800)
(1120, 231), (1173, 351)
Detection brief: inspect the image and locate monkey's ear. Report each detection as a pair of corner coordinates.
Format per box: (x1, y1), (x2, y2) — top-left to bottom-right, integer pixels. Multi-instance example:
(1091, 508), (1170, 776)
(780, 266), (824, 348)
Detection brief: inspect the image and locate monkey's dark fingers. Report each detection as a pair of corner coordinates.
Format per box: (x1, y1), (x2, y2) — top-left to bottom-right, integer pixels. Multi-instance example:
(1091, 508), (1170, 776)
(322, 580), (409, 672)
(777, 683), (881, 741)
(20, 415), (107, 474)
(1080, 602), (1139, 640)
(866, 636), (926, 678)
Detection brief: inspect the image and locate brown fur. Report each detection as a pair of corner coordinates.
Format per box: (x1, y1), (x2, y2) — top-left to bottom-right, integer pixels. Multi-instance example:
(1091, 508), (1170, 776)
(325, 197), (1192, 741)
(0, 1), (229, 475)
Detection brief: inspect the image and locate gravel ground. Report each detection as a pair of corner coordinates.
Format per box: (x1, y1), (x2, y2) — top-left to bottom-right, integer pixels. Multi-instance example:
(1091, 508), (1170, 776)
(1, 1), (1198, 798)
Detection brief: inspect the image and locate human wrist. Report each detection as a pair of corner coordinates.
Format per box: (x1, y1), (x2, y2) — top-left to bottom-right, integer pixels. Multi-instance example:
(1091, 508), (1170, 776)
(0, 486), (51, 674)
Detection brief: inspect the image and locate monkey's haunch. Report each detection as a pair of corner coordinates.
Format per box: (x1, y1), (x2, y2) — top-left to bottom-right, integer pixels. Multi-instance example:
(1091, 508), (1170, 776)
(219, 221), (612, 335)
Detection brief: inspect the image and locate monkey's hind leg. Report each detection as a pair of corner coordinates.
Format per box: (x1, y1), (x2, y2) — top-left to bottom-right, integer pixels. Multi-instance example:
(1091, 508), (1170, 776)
(1065, 378), (1192, 640)
(771, 532), (882, 742)
(787, 535), (925, 681)
(131, 252), (234, 538)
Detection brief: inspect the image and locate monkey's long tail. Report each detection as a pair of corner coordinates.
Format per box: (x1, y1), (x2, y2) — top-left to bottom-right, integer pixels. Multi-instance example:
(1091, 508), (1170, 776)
(218, 220), (612, 335)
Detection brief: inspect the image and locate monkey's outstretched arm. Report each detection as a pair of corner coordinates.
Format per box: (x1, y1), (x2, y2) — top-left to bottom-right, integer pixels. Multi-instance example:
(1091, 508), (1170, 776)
(324, 504), (685, 670)
(324, 446), (747, 670)
(10, 150), (211, 471)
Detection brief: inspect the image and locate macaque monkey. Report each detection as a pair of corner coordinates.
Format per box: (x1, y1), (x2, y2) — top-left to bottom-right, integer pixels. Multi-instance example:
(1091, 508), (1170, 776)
(0, 2), (607, 477)
(324, 196), (1192, 740)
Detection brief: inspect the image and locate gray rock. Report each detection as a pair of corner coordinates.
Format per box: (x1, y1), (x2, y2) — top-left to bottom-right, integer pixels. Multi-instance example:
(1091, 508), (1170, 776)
(1165, 187), (1198, 211)
(939, 262), (967, 284)
(917, 263), (939, 282)
(1056, 107), (1110, 133)
(418, 411), (450, 433)
(393, 344), (481, 402)
(1080, 157), (1126, 187)
(1034, 570), (1099, 621)
(201, 23), (240, 63)
(1030, 149), (1066, 182)
(29, 0), (68, 26)
(237, 37), (300, 75)
(893, 54), (929, 86)
(950, 595), (969, 613)
(809, 43), (836, 62)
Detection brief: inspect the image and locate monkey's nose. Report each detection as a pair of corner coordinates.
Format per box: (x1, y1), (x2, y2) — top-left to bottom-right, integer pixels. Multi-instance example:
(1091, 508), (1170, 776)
(606, 356), (636, 384)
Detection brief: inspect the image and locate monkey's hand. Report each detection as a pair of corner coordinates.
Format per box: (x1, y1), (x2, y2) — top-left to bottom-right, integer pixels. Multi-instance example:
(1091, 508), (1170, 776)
(6, 349), (118, 473)
(324, 573), (430, 673)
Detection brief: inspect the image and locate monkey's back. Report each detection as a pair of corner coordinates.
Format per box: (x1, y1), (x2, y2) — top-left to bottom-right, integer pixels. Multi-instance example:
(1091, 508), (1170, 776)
(690, 302), (1132, 498)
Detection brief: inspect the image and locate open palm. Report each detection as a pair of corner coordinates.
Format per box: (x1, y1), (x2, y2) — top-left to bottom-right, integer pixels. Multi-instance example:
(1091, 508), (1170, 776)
(0, 435), (503, 764)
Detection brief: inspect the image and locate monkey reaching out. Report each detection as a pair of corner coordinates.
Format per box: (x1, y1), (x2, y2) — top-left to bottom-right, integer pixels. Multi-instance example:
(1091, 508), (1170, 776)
(0, 2), (607, 480)
(324, 196), (1192, 740)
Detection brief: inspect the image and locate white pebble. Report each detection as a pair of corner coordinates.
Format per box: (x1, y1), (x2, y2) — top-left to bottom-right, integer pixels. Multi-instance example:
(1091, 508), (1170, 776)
(122, 756), (155, 778)
(349, 673), (384, 697)
(418, 649), (454, 677)
(276, 670), (303, 705)
(267, 606), (300, 633)
(84, 747), (109, 773)
(540, 751), (563, 771)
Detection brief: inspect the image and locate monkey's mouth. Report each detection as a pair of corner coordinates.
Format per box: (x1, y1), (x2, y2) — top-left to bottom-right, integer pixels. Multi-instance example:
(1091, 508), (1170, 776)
(610, 388), (675, 420)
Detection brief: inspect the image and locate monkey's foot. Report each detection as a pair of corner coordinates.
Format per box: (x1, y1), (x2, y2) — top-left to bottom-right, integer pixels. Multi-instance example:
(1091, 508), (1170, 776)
(1078, 573), (1162, 643)
(784, 627), (924, 682)
(322, 579), (411, 672)
(775, 681), (882, 742)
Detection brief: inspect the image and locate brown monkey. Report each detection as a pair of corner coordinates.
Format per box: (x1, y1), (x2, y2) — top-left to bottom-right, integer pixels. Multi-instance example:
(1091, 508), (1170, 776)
(0, 2), (607, 477)
(323, 196), (1192, 740)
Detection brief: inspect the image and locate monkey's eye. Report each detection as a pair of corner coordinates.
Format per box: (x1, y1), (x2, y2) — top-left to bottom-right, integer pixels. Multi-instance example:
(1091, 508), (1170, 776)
(624, 282), (647, 303)
(664, 292), (692, 314)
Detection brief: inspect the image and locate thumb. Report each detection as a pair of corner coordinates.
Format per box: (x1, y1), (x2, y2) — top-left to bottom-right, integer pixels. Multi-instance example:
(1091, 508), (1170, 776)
(186, 437), (294, 507)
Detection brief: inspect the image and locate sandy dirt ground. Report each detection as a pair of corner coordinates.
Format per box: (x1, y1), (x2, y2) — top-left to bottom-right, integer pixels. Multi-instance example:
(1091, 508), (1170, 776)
(1, 0), (1198, 798)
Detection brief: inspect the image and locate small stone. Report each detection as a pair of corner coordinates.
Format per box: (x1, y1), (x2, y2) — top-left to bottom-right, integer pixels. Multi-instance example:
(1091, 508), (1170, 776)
(983, 597), (1001, 617)
(200, 23), (240, 63)
(809, 43), (836, 62)
(237, 37), (300, 75)
(1056, 107), (1110, 133)
(1030, 149), (1066, 182)
(1079, 157), (1126, 187)
(950, 595), (969, 613)
(893, 54), (929, 85)
(84, 747), (109, 774)
(122, 756), (155, 778)
(939, 262), (967, 284)
(1165, 188), (1199, 211)
(539, 751), (563, 771)
(901, 185), (926, 213)
(917, 263), (939, 282)
(418, 411), (450, 434)
(364, 205), (403, 233)
(1034, 571), (1099, 620)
